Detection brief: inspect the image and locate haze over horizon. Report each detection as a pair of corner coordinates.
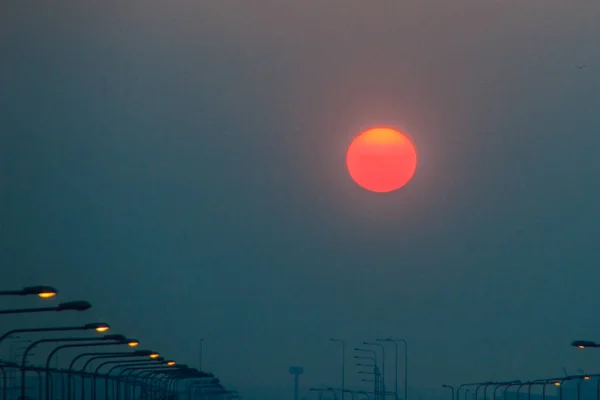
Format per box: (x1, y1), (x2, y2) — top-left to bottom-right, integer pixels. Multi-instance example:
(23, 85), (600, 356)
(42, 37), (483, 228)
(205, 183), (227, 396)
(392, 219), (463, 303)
(2, 1), (600, 400)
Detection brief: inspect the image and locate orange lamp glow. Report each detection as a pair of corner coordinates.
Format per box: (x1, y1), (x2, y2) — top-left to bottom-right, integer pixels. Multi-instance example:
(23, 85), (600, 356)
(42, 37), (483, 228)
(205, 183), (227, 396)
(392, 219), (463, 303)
(579, 345), (585, 349)
(95, 325), (110, 333)
(38, 292), (56, 299)
(167, 361), (176, 366)
(346, 127), (417, 193)
(554, 382), (561, 386)
(584, 376), (591, 380)
(150, 353), (159, 359)
(128, 340), (140, 347)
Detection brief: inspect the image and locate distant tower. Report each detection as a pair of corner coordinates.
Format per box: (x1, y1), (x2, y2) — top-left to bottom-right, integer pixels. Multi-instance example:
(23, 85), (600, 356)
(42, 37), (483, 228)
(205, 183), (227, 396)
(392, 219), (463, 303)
(289, 366), (304, 400)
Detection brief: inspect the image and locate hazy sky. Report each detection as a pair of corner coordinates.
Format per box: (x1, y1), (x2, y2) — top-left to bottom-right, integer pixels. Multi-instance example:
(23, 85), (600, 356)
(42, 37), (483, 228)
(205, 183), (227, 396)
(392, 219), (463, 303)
(2, 1), (600, 399)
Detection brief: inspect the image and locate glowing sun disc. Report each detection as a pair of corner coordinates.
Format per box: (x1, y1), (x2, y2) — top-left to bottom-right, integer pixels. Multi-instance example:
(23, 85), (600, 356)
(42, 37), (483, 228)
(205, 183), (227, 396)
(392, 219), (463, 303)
(346, 127), (417, 193)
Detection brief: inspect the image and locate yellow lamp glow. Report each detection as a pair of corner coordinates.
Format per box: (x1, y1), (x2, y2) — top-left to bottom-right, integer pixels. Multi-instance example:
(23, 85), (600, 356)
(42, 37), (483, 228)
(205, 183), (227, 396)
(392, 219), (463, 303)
(167, 361), (176, 366)
(38, 292), (56, 299)
(150, 353), (159, 359)
(128, 340), (140, 347)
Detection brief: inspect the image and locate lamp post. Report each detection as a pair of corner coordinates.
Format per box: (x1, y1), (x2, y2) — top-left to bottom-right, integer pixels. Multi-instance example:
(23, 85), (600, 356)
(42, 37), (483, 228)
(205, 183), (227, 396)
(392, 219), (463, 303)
(522, 379), (558, 400)
(0, 286), (58, 298)
(356, 349), (378, 400)
(0, 300), (90, 315)
(485, 381), (520, 400)
(311, 387), (339, 400)
(130, 362), (190, 400)
(364, 342), (386, 400)
(53, 338), (139, 400)
(100, 360), (162, 400)
(456, 382), (496, 400)
(442, 385), (454, 400)
(0, 322), (110, 348)
(377, 339), (407, 400)
(106, 358), (164, 400)
(2, 324), (109, 400)
(330, 339), (345, 400)
(132, 366), (180, 399)
(68, 344), (144, 400)
(18, 334), (125, 400)
(92, 355), (162, 400)
(500, 381), (522, 400)
(111, 360), (178, 400)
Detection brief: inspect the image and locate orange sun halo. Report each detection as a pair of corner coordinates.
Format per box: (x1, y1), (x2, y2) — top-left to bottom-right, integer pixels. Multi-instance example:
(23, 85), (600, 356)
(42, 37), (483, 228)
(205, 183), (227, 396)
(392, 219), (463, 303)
(346, 127), (417, 193)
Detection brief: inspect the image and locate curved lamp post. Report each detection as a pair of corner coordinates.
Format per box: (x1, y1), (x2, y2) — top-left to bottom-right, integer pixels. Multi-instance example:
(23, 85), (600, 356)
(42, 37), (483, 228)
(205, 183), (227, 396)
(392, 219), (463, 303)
(311, 387), (339, 400)
(456, 382), (496, 400)
(377, 339), (407, 400)
(18, 334), (124, 400)
(355, 349), (378, 400)
(0, 322), (109, 350)
(104, 358), (164, 400)
(126, 362), (190, 400)
(74, 348), (151, 400)
(47, 336), (137, 400)
(364, 342), (386, 400)
(0, 300), (90, 315)
(90, 354), (159, 400)
(442, 385), (454, 400)
(330, 339), (345, 400)
(0, 286), (57, 298)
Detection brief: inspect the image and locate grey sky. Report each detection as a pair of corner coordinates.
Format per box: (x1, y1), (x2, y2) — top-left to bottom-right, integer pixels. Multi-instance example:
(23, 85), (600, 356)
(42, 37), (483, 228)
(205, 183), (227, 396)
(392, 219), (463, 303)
(2, 1), (600, 399)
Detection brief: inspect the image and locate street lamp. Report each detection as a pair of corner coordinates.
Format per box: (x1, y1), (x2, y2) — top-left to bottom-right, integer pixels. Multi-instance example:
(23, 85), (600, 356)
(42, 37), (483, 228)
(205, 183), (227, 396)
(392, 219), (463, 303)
(477, 381), (519, 400)
(364, 342), (386, 400)
(355, 349), (379, 400)
(93, 356), (164, 400)
(311, 387), (339, 400)
(18, 334), (126, 400)
(572, 340), (599, 349)
(48, 337), (138, 400)
(130, 364), (183, 397)
(377, 338), (407, 400)
(112, 362), (177, 400)
(0, 285), (58, 298)
(442, 385), (454, 400)
(0, 322), (110, 348)
(330, 339), (345, 400)
(73, 349), (153, 400)
(0, 300), (91, 315)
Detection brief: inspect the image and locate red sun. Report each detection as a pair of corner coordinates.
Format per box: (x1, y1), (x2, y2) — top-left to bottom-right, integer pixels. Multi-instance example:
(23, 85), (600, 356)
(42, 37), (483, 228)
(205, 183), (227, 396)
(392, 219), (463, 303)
(346, 127), (417, 193)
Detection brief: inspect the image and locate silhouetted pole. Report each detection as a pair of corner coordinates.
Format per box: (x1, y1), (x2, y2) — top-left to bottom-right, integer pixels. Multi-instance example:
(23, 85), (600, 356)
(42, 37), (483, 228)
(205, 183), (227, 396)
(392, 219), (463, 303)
(442, 385), (454, 400)
(330, 339), (345, 400)
(0, 300), (90, 315)
(490, 382), (521, 400)
(364, 342), (385, 400)
(356, 349), (378, 400)
(0, 286), (57, 298)
(0, 323), (109, 348)
(378, 339), (406, 400)
(456, 382), (492, 400)
(92, 357), (164, 400)
(502, 382), (521, 400)
(21, 334), (122, 400)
